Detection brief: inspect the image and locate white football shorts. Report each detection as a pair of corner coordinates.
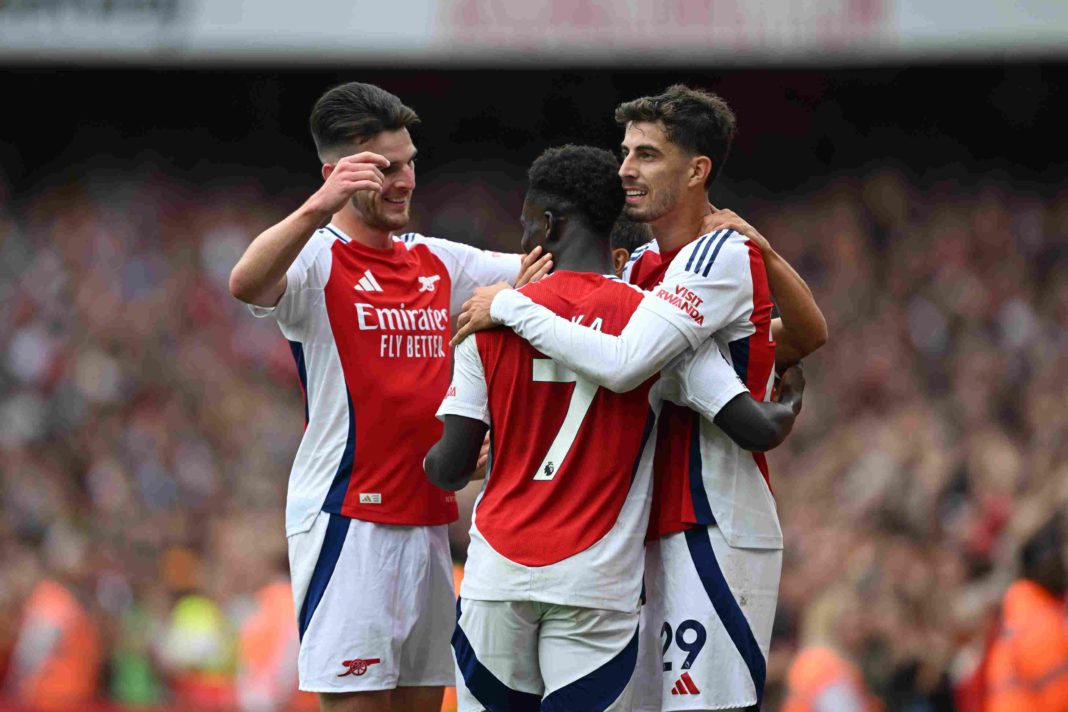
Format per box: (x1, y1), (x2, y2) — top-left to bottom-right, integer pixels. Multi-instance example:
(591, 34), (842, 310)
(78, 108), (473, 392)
(634, 524), (782, 711)
(453, 598), (640, 711)
(287, 512), (455, 693)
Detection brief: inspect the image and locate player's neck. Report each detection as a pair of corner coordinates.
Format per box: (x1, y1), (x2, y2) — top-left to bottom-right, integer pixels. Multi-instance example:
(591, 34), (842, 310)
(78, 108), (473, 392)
(553, 236), (615, 276)
(332, 210), (394, 250)
(650, 195), (712, 254)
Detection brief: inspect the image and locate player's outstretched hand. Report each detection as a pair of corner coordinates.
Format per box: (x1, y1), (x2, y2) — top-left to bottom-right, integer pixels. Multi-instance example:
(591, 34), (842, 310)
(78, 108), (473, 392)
(702, 204), (771, 254)
(309, 152), (391, 216)
(515, 246), (554, 288)
(775, 364), (805, 415)
(452, 282), (511, 346)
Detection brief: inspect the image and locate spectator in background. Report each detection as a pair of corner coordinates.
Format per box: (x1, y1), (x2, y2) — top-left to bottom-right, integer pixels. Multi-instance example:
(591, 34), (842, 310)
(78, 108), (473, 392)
(781, 587), (882, 712)
(1, 532), (102, 711)
(982, 510), (1068, 711)
(155, 546), (236, 709)
(236, 553), (317, 712)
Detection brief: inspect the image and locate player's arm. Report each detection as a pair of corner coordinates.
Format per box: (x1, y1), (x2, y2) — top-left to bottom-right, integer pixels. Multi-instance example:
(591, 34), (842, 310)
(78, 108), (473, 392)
(425, 336), (491, 491)
(228, 152), (389, 307)
(714, 367), (803, 451)
(453, 236), (752, 393)
(701, 207), (828, 370)
(767, 248), (827, 370)
(666, 342), (804, 452)
(424, 416), (489, 491)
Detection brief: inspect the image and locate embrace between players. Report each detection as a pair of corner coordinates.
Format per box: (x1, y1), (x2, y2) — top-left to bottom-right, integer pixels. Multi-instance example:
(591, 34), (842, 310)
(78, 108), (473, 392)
(230, 81), (828, 712)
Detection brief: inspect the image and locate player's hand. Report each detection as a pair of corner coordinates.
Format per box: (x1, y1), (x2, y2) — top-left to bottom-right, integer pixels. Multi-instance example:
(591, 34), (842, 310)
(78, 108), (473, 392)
(452, 282), (511, 346)
(702, 204), (771, 254)
(515, 246), (553, 288)
(470, 433), (491, 481)
(309, 152), (391, 216)
(775, 364), (805, 415)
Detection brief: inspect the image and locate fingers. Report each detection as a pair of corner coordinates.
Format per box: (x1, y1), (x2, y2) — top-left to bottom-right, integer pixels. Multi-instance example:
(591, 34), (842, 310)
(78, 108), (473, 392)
(336, 165), (385, 188)
(340, 151), (392, 169)
(450, 307), (492, 346)
(519, 245), (542, 271)
(450, 321), (475, 347)
(515, 248), (540, 288)
(528, 258), (553, 283)
(516, 253), (552, 288)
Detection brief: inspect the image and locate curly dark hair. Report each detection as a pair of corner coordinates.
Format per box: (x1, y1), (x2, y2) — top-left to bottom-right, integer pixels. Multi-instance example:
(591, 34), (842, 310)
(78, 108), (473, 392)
(527, 145), (624, 237)
(310, 82), (420, 161)
(616, 84), (736, 185)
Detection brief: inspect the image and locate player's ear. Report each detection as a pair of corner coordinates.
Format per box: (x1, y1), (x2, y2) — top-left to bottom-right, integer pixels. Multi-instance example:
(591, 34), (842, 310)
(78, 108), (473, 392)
(322, 163), (335, 181)
(544, 210), (563, 245)
(611, 248), (630, 277)
(689, 156), (712, 188)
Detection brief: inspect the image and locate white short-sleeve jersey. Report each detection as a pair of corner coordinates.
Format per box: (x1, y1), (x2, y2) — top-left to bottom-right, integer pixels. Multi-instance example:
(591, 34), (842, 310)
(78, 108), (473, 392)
(250, 225), (519, 535)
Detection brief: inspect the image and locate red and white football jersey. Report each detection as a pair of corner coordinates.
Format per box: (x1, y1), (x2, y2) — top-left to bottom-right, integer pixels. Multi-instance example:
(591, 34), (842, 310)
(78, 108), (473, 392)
(625, 231), (780, 548)
(251, 225), (520, 535)
(438, 271), (659, 612)
(491, 230), (781, 549)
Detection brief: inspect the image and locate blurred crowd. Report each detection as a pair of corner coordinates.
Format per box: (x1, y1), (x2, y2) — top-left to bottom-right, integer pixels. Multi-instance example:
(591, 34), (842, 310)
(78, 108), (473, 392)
(0, 162), (1066, 711)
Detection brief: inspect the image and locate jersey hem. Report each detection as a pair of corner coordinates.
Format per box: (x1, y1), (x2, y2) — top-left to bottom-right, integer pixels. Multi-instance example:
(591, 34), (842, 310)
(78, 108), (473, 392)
(333, 506), (459, 527)
(436, 402), (490, 424)
(459, 586), (641, 614)
(685, 381), (749, 420)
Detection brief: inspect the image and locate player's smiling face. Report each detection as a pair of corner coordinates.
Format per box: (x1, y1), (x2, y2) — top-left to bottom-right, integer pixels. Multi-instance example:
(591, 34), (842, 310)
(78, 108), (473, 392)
(619, 121), (693, 223)
(352, 128), (418, 231)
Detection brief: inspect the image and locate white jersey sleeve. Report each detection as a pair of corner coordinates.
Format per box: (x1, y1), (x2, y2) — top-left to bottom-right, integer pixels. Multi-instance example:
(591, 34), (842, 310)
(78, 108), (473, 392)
(489, 230), (756, 393)
(660, 340), (749, 422)
(490, 288), (689, 393)
(436, 336), (490, 424)
(641, 229), (756, 350)
(397, 233), (522, 315)
(248, 231), (334, 340)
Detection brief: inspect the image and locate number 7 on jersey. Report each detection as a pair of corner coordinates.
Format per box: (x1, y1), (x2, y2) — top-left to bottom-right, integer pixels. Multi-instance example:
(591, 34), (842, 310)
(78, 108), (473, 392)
(531, 358), (599, 481)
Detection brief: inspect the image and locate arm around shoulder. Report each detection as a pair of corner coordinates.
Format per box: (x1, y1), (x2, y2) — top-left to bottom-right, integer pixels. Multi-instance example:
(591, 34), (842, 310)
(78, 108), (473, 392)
(765, 248), (828, 369)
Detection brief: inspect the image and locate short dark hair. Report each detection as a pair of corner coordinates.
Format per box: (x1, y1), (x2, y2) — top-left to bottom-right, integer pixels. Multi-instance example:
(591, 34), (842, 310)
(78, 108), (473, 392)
(527, 145), (624, 237)
(610, 214), (653, 254)
(615, 84), (736, 184)
(310, 82), (420, 161)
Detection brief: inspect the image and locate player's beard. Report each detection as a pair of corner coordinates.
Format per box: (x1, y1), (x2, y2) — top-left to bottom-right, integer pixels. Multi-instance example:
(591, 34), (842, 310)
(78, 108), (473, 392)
(623, 182), (677, 224)
(352, 191), (410, 231)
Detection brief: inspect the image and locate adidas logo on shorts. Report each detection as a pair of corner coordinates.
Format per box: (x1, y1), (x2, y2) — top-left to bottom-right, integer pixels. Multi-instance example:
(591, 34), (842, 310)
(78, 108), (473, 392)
(359, 493), (382, 504)
(669, 671), (701, 695)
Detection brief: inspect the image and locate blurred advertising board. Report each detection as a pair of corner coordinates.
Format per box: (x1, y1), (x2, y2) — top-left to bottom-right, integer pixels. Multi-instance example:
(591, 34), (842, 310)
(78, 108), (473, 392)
(0, 0), (1065, 63)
